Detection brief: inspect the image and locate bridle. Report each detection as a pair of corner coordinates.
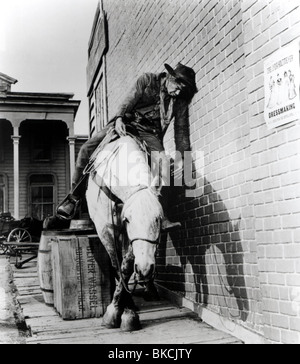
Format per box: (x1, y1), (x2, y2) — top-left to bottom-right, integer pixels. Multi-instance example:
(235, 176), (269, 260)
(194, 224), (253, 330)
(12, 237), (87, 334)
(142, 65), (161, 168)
(110, 220), (161, 295)
(129, 237), (161, 246)
(121, 187), (162, 247)
(109, 191), (162, 295)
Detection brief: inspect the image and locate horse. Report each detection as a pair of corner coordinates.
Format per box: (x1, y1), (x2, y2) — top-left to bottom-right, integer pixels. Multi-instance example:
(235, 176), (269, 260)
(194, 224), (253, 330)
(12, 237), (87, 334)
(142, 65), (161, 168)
(86, 134), (164, 331)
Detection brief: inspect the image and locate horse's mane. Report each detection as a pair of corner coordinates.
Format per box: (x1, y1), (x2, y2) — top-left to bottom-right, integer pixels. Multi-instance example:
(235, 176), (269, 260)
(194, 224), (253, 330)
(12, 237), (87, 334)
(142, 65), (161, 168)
(122, 188), (164, 220)
(89, 134), (164, 223)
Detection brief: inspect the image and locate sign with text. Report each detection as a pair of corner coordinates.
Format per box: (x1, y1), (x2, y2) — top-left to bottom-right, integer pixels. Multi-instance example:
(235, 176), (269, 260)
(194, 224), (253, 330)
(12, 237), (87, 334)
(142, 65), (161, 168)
(264, 39), (300, 129)
(86, 11), (107, 94)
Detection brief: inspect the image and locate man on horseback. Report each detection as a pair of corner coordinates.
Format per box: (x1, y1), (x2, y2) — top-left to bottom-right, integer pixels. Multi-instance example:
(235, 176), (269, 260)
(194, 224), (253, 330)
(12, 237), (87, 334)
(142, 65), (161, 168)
(56, 63), (197, 230)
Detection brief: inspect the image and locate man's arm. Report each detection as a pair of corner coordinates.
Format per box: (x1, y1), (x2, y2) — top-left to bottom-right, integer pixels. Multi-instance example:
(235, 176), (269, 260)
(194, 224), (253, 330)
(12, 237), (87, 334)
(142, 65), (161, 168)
(114, 74), (150, 136)
(173, 98), (191, 154)
(115, 74), (150, 118)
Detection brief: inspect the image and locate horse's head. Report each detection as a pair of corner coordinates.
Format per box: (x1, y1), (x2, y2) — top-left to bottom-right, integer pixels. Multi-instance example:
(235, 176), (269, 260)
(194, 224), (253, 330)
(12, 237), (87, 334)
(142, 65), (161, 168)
(122, 188), (163, 282)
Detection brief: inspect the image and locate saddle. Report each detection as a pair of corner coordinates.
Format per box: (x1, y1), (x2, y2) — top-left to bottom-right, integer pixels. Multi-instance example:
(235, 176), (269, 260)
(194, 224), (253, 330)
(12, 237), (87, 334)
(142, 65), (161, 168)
(84, 125), (150, 202)
(56, 125), (150, 222)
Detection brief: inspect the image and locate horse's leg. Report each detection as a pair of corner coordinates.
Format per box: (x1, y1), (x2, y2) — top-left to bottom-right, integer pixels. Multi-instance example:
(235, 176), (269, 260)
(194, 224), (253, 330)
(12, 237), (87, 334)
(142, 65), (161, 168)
(86, 181), (140, 330)
(100, 242), (125, 328)
(102, 279), (125, 328)
(119, 246), (141, 331)
(103, 246), (141, 331)
(87, 186), (122, 328)
(143, 279), (160, 301)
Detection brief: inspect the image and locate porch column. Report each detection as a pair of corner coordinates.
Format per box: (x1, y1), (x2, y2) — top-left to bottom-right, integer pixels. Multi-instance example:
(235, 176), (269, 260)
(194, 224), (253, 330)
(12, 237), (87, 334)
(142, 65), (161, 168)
(11, 129), (21, 220)
(67, 136), (77, 183)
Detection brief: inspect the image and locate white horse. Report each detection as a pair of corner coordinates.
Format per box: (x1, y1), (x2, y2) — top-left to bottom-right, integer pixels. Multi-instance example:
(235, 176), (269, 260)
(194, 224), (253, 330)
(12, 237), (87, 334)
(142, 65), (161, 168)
(86, 135), (163, 331)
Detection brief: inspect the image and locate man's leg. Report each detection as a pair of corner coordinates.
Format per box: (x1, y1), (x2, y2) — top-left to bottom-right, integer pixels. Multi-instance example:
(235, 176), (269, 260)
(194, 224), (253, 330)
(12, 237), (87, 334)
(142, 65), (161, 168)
(138, 131), (181, 231)
(152, 153), (181, 231)
(57, 126), (111, 220)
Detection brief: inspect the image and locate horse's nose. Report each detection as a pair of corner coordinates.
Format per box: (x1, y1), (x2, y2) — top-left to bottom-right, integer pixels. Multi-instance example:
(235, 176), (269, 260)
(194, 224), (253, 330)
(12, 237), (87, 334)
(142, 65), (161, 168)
(135, 263), (155, 280)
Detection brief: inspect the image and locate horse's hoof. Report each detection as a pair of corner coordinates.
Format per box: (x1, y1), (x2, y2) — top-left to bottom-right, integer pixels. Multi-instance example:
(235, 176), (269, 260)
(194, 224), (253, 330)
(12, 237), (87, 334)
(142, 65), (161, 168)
(120, 308), (141, 332)
(102, 303), (122, 328)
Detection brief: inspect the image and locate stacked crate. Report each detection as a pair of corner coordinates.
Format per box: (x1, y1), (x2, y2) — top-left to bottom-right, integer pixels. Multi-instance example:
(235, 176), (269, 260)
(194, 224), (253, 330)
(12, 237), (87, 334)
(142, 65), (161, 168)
(51, 233), (112, 320)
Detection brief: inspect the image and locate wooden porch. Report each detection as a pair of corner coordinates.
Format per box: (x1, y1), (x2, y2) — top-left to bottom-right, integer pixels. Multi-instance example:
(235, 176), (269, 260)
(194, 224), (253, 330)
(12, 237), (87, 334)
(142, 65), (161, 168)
(10, 254), (243, 344)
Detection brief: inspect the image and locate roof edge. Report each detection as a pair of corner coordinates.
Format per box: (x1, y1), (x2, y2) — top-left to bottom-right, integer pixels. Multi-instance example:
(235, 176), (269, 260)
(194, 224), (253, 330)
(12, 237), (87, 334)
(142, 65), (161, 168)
(0, 72), (18, 85)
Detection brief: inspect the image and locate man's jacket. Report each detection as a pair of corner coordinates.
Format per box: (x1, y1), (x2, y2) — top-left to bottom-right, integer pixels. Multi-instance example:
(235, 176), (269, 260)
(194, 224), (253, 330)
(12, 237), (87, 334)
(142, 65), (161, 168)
(114, 72), (191, 153)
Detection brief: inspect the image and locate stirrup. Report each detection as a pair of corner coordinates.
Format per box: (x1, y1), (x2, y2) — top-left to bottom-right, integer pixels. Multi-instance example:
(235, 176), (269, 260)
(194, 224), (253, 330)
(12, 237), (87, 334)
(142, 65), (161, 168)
(56, 194), (81, 221)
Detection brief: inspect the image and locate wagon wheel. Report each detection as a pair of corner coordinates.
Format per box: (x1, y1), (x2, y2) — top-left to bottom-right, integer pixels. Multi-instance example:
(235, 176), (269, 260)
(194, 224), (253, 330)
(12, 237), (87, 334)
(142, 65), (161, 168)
(8, 228), (32, 243)
(7, 228), (32, 256)
(0, 241), (8, 255)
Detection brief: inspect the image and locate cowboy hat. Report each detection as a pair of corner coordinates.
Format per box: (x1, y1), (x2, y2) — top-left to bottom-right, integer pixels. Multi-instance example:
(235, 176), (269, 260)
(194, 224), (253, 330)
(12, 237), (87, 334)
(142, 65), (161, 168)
(164, 63), (197, 93)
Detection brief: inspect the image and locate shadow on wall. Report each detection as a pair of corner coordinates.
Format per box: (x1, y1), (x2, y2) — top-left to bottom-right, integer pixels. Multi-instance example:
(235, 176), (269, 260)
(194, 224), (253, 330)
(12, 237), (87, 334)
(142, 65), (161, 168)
(157, 175), (249, 322)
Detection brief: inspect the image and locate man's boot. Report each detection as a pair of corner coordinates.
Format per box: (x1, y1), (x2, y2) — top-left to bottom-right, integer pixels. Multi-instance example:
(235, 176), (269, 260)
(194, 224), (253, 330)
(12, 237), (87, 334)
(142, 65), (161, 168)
(56, 194), (82, 220)
(159, 187), (181, 231)
(162, 216), (182, 231)
(56, 169), (87, 221)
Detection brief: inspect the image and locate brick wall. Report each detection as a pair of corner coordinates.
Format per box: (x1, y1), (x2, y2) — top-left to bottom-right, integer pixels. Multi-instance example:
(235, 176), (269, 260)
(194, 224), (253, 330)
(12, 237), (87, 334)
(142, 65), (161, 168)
(101, 0), (300, 343)
(242, 0), (300, 344)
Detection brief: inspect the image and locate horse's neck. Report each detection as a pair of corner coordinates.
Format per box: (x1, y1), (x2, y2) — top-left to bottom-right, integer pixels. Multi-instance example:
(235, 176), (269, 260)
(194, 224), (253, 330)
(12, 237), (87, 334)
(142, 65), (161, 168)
(93, 136), (152, 203)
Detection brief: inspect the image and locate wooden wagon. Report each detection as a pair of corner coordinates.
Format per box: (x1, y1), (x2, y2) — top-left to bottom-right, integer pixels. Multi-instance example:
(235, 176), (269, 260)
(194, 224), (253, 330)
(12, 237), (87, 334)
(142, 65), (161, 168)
(0, 213), (43, 268)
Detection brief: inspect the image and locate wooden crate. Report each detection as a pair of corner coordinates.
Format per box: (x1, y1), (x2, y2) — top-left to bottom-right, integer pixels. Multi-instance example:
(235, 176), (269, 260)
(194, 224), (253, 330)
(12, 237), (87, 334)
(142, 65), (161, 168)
(51, 234), (113, 320)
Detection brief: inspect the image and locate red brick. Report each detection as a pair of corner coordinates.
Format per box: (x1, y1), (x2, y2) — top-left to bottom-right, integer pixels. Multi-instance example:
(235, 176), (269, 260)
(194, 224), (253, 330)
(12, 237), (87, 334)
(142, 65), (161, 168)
(271, 314), (289, 329)
(263, 326), (281, 343)
(284, 244), (300, 259)
(280, 301), (297, 317)
(281, 330), (300, 344)
(94, 0), (300, 344)
(286, 275), (300, 287)
(290, 318), (300, 331)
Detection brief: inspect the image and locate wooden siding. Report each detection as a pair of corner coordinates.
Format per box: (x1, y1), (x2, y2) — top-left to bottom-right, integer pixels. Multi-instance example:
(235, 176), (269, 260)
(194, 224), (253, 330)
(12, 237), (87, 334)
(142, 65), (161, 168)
(0, 121), (14, 214)
(0, 120), (81, 219)
(18, 121), (69, 218)
(0, 118), (88, 220)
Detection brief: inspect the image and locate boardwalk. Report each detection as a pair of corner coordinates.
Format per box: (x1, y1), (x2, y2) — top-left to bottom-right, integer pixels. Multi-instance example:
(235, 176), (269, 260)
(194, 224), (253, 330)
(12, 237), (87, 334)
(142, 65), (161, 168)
(0, 256), (24, 344)
(11, 255), (243, 344)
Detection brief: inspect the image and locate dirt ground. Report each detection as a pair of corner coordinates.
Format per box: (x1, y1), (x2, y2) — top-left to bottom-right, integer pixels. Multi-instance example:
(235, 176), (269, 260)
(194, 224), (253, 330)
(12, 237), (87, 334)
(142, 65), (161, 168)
(0, 256), (27, 344)
(2, 254), (243, 344)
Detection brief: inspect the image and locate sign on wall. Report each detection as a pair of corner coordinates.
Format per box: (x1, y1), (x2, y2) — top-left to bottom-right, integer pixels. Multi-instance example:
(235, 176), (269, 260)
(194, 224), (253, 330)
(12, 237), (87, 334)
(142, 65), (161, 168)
(87, 10), (108, 94)
(264, 38), (300, 129)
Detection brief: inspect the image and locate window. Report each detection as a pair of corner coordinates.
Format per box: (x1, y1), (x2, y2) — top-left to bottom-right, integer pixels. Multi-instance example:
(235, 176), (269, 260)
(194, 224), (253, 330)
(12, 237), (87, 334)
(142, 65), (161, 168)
(29, 175), (55, 220)
(0, 175), (7, 214)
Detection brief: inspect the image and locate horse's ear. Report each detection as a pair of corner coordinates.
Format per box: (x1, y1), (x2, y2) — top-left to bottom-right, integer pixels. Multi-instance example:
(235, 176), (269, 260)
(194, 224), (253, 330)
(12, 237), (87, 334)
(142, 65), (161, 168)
(150, 175), (162, 196)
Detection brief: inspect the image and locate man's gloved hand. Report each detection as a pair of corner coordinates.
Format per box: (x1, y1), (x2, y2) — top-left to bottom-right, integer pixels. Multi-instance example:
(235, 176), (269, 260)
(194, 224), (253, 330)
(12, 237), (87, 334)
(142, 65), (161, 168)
(115, 117), (127, 137)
